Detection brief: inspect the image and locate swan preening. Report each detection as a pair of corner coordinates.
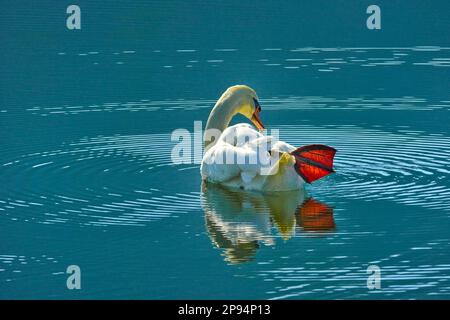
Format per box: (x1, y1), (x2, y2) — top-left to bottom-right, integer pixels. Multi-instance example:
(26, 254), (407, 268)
(200, 85), (336, 192)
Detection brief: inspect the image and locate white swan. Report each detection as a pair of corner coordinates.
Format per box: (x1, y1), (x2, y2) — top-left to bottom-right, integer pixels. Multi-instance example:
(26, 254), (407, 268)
(200, 85), (336, 192)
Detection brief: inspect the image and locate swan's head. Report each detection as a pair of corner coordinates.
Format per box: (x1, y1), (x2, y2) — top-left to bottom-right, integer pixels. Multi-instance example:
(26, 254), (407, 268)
(219, 85), (264, 131)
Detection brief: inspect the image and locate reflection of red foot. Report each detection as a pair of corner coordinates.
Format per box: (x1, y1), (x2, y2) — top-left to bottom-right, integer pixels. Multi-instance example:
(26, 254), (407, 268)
(297, 198), (335, 231)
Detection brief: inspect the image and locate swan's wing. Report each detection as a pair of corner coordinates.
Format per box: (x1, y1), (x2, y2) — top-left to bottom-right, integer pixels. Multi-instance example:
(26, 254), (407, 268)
(201, 124), (295, 184)
(271, 140), (296, 153)
(201, 144), (241, 182)
(201, 142), (273, 183)
(248, 136), (273, 149)
(219, 124), (263, 147)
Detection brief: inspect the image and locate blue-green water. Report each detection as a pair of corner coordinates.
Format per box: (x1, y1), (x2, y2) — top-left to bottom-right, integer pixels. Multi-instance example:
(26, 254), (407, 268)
(1, 1), (450, 299)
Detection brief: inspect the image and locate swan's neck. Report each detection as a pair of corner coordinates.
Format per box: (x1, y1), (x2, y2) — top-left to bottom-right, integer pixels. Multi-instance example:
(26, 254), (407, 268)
(204, 99), (237, 150)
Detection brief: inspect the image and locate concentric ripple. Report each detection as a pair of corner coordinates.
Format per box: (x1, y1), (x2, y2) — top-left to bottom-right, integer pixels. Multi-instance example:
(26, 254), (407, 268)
(1, 124), (449, 229)
(279, 124), (450, 212)
(1, 133), (201, 227)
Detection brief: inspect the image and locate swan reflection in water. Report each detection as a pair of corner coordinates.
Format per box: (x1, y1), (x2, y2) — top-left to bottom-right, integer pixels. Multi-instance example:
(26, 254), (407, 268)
(201, 182), (335, 264)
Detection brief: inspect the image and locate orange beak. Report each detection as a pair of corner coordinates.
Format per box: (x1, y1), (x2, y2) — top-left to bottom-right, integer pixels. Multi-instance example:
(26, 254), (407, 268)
(251, 108), (264, 131)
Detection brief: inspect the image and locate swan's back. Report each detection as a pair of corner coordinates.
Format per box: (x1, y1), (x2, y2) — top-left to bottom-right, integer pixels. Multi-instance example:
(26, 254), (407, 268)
(201, 124), (304, 191)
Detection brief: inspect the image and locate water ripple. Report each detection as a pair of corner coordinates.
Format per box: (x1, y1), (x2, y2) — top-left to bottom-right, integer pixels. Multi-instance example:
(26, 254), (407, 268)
(1, 124), (449, 230)
(54, 46), (450, 72)
(0, 133), (201, 227)
(25, 96), (450, 116)
(257, 238), (450, 299)
(278, 125), (450, 212)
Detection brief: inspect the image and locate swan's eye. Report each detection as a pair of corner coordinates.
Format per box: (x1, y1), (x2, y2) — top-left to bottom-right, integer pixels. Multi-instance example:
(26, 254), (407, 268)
(253, 98), (261, 112)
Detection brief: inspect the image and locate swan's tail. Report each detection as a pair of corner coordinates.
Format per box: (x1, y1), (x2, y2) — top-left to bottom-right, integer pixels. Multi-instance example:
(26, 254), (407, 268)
(290, 144), (336, 184)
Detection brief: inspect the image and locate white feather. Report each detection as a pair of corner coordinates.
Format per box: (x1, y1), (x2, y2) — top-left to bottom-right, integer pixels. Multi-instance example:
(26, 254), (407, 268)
(201, 124), (304, 191)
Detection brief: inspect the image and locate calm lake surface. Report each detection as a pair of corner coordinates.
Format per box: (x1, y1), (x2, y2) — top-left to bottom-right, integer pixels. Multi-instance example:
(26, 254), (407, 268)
(1, 1), (450, 299)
